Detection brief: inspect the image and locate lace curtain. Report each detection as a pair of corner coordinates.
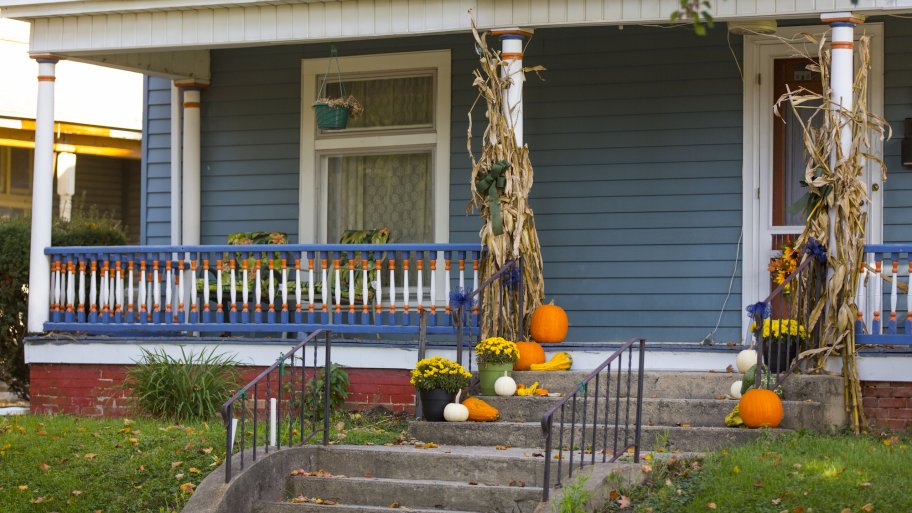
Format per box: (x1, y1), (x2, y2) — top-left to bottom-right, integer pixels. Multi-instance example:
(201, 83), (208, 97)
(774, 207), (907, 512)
(327, 152), (432, 243)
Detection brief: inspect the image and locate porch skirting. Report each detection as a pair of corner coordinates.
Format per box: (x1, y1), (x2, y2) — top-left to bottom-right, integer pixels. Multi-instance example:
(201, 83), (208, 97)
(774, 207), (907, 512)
(30, 363), (414, 416)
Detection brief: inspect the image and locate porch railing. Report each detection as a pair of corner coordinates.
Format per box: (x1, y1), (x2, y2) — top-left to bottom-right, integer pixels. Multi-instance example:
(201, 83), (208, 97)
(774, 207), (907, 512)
(540, 337), (646, 501)
(43, 243), (482, 335)
(220, 329), (331, 483)
(855, 244), (912, 345)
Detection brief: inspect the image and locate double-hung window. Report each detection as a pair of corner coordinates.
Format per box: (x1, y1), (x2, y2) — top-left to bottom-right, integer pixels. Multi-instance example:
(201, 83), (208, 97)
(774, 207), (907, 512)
(300, 50), (451, 244)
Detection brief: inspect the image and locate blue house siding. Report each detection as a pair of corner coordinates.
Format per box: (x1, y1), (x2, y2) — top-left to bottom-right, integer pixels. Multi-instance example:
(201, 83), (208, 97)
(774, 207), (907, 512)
(137, 18), (909, 342)
(141, 76), (173, 245)
(882, 17), (912, 243)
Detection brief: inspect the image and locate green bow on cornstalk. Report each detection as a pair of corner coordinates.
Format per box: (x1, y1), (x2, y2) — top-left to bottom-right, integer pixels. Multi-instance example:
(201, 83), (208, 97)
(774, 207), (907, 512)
(475, 160), (509, 235)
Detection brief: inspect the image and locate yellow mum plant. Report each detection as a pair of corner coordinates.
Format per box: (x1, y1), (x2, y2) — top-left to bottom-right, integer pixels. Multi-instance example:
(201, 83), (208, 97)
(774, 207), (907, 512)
(410, 356), (471, 393)
(475, 337), (519, 366)
(750, 319), (807, 343)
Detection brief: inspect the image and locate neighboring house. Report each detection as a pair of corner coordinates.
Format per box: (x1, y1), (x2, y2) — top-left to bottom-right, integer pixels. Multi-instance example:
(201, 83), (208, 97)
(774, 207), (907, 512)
(1, 0), (910, 428)
(0, 18), (142, 240)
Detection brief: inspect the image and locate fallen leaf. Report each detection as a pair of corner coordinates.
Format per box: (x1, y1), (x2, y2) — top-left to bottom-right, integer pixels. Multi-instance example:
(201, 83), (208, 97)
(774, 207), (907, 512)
(860, 482), (872, 488)
(468, 480), (478, 485)
(862, 504), (874, 512)
(189, 467), (201, 474)
(495, 444), (510, 450)
(138, 465), (145, 472)
(725, 365), (734, 373)
(509, 480), (526, 487)
(617, 496), (631, 508)
(772, 498), (783, 506)
(792, 507), (805, 513)
(755, 480), (765, 488)
(609, 490), (620, 500)
(38, 463), (50, 472)
(200, 447), (213, 454)
(388, 502), (400, 508)
(179, 482), (196, 494)
(175, 473), (185, 480)
(127, 438), (139, 445)
(71, 490), (82, 496)
(363, 472), (374, 478)
(171, 461), (183, 468)
(707, 503), (717, 510)
(83, 453), (97, 459)
(18, 485), (27, 491)
(643, 453), (653, 461)
(30, 496), (50, 504)
(841, 509), (853, 513)
(335, 422), (346, 431)
(641, 464), (653, 473)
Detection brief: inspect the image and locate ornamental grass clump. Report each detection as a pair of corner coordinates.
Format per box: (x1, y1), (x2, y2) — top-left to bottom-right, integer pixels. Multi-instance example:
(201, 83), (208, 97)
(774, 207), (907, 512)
(474, 337), (519, 367)
(125, 347), (240, 423)
(410, 357), (471, 393)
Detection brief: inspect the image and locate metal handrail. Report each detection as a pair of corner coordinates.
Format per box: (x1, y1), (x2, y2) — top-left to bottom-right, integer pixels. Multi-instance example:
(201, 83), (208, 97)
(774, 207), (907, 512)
(452, 258), (523, 366)
(220, 329), (332, 482)
(540, 337), (646, 501)
(750, 254), (826, 389)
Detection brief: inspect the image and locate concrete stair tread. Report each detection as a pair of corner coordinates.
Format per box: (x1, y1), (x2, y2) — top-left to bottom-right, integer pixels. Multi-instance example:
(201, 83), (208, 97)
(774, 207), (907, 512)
(326, 443), (550, 459)
(259, 501), (484, 513)
(290, 474), (544, 490)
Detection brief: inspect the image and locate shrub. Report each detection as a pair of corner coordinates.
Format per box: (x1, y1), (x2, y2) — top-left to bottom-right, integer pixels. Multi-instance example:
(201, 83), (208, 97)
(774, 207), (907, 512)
(125, 347), (241, 422)
(0, 209), (126, 399)
(286, 363), (350, 421)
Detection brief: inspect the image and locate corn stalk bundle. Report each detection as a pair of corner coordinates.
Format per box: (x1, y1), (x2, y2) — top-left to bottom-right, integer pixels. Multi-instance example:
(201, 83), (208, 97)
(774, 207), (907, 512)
(774, 33), (890, 433)
(466, 18), (545, 339)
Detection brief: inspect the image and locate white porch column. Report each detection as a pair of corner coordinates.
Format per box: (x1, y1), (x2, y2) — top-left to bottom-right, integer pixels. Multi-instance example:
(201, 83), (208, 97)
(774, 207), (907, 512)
(820, 12), (863, 260)
(27, 56), (60, 332)
(492, 28), (533, 146)
(170, 82), (182, 246)
(176, 81), (207, 245)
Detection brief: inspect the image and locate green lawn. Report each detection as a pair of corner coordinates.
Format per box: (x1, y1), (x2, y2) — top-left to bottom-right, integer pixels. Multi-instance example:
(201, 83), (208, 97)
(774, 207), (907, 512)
(0, 411), (407, 513)
(611, 432), (912, 513)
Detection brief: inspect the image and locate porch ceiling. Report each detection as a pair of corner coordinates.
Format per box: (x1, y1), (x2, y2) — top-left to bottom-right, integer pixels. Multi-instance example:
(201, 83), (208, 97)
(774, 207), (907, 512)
(3, 0), (912, 72)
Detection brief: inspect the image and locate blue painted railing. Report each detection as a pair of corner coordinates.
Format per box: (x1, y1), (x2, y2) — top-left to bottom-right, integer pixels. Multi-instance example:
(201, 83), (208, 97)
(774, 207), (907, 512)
(43, 243), (483, 336)
(856, 244), (912, 345)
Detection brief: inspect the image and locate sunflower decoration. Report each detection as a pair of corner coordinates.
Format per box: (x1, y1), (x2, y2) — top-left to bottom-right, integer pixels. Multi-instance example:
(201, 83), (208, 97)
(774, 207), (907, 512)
(768, 242), (799, 293)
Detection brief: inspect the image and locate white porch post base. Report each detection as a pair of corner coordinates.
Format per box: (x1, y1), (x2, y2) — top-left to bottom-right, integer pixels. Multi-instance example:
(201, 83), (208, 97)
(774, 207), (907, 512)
(27, 56), (59, 333)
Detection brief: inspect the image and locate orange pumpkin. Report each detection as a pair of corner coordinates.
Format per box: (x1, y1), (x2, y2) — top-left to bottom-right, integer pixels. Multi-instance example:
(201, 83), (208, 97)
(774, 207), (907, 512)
(738, 389), (783, 428)
(514, 341), (546, 370)
(531, 304), (569, 343)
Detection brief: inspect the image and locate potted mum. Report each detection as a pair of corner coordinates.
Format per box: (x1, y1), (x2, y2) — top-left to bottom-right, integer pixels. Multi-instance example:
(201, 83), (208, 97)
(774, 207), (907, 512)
(751, 318), (807, 374)
(475, 337), (519, 396)
(411, 356), (471, 422)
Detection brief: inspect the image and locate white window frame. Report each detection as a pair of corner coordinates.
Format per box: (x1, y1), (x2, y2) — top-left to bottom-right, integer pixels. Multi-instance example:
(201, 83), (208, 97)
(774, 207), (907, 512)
(299, 50), (451, 244)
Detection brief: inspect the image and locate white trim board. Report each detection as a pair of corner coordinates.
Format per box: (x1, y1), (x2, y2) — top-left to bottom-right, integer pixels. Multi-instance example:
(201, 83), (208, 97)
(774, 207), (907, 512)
(23, 340), (912, 381)
(740, 23), (885, 336)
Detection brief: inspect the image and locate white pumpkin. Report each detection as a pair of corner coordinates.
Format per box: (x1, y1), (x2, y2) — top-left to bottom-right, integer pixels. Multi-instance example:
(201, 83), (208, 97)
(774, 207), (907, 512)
(736, 349), (758, 374)
(443, 390), (469, 422)
(494, 371), (517, 397)
(730, 380), (743, 399)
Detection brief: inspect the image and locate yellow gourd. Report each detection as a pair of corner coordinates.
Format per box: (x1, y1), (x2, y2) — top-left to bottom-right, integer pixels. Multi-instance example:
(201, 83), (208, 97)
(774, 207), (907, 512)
(530, 352), (573, 371)
(462, 397), (499, 422)
(515, 382), (540, 396)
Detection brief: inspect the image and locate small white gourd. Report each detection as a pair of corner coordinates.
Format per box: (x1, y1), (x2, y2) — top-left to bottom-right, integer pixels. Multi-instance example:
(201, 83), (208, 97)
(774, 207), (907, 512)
(443, 390), (469, 422)
(494, 371), (517, 397)
(736, 349), (758, 374)
(730, 380), (743, 399)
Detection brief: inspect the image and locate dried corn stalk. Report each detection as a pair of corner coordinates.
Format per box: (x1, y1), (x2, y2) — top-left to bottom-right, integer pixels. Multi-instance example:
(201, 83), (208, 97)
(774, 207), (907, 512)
(775, 33), (890, 433)
(466, 17), (545, 339)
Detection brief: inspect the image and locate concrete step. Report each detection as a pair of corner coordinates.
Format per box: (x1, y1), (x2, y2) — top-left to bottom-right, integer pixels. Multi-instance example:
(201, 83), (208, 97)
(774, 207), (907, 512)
(479, 396), (833, 430)
(409, 421), (789, 452)
(258, 501), (483, 513)
(304, 445), (546, 487)
(511, 371), (843, 402)
(284, 475), (543, 513)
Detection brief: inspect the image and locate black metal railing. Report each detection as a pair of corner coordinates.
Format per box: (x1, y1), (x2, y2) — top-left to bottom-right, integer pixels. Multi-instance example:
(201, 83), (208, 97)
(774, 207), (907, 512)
(452, 258), (524, 367)
(220, 329), (332, 482)
(750, 255), (826, 389)
(540, 337), (646, 501)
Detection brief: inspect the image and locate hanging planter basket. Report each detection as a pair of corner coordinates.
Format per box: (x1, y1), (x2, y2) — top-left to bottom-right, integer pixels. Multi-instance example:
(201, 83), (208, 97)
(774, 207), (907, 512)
(314, 102), (351, 130)
(313, 45), (362, 131)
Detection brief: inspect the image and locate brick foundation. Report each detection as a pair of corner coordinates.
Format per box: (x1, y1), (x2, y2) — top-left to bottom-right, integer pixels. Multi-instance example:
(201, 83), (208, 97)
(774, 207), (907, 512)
(862, 381), (912, 432)
(30, 363), (414, 417)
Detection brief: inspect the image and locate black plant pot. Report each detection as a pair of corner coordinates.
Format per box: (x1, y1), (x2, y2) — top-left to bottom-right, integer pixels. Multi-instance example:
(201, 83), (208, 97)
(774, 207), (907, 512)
(419, 388), (455, 422)
(764, 341), (798, 374)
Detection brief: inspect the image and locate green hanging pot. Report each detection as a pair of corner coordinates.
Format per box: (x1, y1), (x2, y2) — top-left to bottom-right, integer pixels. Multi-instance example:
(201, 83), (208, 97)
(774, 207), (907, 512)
(314, 102), (351, 130)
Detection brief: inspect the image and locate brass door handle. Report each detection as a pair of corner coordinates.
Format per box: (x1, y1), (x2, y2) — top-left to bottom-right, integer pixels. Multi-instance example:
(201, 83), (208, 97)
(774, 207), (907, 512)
(872, 183), (880, 191)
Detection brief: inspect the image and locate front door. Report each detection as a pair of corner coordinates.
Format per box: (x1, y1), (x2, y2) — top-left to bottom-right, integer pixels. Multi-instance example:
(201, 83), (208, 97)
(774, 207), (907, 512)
(743, 25), (885, 335)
